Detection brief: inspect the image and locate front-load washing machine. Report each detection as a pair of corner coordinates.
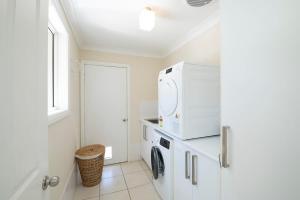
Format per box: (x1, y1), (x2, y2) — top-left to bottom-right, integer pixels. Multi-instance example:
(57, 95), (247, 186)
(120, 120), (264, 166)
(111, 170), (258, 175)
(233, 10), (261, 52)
(151, 130), (173, 200)
(158, 62), (220, 140)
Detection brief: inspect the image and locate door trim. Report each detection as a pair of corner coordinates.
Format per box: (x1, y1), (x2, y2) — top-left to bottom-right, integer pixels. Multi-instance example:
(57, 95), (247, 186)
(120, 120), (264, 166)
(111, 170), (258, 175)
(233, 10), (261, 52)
(80, 60), (130, 163)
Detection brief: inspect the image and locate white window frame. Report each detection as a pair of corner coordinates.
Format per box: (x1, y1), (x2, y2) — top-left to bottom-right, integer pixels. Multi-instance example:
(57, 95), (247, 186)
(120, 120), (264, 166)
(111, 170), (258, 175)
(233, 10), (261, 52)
(48, 2), (69, 125)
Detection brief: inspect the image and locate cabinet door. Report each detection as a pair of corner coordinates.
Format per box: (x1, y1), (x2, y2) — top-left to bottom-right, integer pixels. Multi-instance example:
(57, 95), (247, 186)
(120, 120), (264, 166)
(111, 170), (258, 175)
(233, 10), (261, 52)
(221, 1), (300, 200)
(144, 126), (153, 168)
(174, 142), (193, 200)
(141, 124), (147, 161)
(192, 152), (220, 200)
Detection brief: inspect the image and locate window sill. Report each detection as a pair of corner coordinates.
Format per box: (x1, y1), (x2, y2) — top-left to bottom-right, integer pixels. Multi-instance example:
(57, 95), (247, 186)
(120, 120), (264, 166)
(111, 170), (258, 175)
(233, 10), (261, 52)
(48, 109), (69, 126)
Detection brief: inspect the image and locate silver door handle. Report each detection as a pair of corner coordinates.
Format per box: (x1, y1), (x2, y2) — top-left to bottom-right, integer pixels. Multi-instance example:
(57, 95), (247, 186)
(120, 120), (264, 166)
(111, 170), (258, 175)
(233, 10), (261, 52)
(185, 151), (191, 179)
(42, 176), (60, 190)
(192, 155), (198, 185)
(220, 126), (230, 168)
(122, 118), (128, 122)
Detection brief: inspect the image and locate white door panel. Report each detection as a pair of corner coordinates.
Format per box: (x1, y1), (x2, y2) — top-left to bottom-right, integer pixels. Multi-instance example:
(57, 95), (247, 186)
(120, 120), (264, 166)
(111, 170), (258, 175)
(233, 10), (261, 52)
(221, 1), (300, 200)
(84, 65), (128, 165)
(0, 0), (48, 199)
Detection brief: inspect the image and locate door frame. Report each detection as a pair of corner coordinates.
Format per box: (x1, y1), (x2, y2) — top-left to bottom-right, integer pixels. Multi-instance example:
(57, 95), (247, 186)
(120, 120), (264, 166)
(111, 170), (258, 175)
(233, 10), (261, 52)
(80, 60), (130, 162)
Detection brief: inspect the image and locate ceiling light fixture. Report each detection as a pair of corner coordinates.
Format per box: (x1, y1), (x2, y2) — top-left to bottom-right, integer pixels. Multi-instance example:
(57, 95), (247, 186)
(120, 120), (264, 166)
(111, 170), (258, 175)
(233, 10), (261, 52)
(139, 7), (155, 31)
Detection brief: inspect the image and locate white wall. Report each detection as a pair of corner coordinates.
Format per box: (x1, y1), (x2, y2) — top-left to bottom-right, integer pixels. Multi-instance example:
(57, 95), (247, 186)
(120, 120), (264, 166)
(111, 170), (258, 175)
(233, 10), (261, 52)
(48, 1), (80, 200)
(164, 23), (220, 66)
(220, 0), (300, 199)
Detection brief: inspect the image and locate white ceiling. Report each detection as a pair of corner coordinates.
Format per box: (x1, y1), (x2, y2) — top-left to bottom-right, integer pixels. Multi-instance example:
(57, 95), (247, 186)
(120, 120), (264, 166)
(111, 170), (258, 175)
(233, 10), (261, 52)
(61, 0), (219, 57)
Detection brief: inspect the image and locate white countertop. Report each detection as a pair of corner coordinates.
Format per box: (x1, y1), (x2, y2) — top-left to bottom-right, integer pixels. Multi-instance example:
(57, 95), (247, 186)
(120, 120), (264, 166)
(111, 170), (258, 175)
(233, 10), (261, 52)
(140, 119), (220, 162)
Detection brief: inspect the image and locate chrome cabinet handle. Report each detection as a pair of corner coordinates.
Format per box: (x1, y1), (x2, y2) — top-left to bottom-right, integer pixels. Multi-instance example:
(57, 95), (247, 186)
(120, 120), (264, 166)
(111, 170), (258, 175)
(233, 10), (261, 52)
(42, 176), (60, 190)
(122, 118), (128, 122)
(185, 151), (191, 179)
(143, 125), (147, 141)
(192, 155), (198, 185)
(220, 126), (230, 168)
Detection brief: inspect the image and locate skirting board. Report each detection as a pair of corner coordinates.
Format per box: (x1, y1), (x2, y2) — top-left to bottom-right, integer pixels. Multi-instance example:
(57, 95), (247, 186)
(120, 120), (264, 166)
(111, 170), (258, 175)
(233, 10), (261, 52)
(59, 163), (77, 200)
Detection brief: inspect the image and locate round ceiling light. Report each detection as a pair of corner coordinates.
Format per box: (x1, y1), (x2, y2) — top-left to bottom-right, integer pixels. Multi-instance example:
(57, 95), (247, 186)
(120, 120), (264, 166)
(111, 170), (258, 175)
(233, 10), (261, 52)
(139, 7), (155, 31)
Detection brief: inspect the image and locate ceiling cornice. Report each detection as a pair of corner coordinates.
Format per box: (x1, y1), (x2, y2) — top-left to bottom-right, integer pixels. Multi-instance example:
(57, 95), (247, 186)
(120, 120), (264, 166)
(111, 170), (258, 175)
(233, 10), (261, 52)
(162, 10), (220, 57)
(59, 0), (84, 47)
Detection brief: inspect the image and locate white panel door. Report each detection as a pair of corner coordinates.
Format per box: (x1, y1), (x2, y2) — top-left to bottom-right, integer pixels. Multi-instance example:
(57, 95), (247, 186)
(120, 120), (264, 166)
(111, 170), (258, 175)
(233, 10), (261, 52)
(84, 64), (128, 165)
(220, 1), (300, 200)
(0, 0), (49, 199)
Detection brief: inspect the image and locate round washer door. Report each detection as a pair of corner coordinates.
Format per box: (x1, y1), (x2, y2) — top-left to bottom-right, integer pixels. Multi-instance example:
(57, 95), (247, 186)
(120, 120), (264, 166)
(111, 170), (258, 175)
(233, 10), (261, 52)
(159, 78), (178, 116)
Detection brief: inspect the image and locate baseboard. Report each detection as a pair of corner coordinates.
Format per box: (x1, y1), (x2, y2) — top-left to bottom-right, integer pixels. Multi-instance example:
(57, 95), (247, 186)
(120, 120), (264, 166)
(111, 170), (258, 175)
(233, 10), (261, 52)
(59, 163), (77, 200)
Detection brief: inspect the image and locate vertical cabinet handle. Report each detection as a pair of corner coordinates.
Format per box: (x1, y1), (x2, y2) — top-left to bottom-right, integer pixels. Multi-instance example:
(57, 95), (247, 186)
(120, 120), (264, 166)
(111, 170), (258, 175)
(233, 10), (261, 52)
(143, 125), (147, 141)
(192, 155), (198, 185)
(220, 126), (230, 168)
(185, 151), (191, 179)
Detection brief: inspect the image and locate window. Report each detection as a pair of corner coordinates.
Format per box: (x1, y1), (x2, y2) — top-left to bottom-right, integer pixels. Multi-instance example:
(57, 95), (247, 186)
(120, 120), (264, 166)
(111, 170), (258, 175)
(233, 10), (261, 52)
(48, 3), (69, 124)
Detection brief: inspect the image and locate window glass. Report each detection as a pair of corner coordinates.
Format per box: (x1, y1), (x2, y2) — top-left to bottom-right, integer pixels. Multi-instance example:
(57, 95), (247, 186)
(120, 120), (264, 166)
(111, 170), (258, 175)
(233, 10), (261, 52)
(48, 3), (69, 123)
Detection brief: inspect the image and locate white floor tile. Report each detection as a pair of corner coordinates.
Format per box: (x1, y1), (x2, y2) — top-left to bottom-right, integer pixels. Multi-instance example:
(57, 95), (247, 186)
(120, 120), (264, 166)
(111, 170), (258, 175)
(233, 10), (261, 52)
(75, 160), (159, 200)
(102, 164), (123, 179)
(101, 190), (130, 200)
(121, 161), (143, 174)
(100, 176), (127, 195)
(129, 184), (161, 200)
(74, 184), (99, 200)
(139, 160), (150, 170)
(144, 169), (153, 181)
(88, 190), (130, 200)
(124, 171), (150, 189)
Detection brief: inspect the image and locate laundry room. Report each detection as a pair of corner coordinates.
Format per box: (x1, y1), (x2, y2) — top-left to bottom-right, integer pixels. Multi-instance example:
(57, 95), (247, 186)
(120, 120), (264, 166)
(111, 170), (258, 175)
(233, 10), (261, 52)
(1, 0), (299, 200)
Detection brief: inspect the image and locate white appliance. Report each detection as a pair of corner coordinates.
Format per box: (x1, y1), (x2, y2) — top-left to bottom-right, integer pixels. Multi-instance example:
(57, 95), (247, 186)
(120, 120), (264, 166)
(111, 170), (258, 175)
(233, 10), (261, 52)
(158, 62), (220, 140)
(151, 130), (173, 200)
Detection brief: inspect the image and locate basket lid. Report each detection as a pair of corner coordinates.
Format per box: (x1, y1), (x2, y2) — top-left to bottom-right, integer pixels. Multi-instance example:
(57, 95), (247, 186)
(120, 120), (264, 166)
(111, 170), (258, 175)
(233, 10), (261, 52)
(75, 144), (105, 160)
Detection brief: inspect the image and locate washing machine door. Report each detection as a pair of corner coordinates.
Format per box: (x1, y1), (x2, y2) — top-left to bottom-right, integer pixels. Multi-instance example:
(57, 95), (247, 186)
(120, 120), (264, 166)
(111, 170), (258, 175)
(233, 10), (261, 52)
(159, 78), (178, 116)
(151, 146), (165, 179)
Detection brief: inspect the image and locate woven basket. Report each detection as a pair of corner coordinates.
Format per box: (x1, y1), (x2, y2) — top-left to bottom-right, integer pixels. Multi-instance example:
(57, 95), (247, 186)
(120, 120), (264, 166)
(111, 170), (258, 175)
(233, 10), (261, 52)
(75, 144), (105, 187)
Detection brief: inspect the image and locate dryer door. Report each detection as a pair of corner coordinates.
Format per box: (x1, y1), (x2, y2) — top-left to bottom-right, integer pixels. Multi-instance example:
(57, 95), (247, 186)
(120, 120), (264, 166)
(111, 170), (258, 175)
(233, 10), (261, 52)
(159, 78), (178, 116)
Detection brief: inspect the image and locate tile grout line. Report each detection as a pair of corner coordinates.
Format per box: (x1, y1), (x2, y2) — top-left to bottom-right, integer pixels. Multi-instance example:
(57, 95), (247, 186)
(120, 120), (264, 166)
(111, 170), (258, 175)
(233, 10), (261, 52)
(120, 163), (132, 200)
(79, 161), (157, 200)
(100, 188), (128, 197)
(99, 164), (127, 199)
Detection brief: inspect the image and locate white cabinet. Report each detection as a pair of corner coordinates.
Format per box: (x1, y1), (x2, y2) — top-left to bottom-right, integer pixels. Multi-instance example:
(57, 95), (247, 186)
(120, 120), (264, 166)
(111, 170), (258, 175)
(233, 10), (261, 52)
(174, 141), (193, 200)
(174, 141), (220, 200)
(141, 124), (153, 168)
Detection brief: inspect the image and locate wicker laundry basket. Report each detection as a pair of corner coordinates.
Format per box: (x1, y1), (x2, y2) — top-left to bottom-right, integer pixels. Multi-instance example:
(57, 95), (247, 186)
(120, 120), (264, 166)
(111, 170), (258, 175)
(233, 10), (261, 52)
(75, 144), (105, 187)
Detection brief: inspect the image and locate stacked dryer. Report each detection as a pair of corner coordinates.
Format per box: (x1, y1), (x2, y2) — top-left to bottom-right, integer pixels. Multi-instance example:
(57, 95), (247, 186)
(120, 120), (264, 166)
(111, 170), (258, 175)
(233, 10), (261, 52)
(158, 62), (220, 140)
(151, 62), (220, 200)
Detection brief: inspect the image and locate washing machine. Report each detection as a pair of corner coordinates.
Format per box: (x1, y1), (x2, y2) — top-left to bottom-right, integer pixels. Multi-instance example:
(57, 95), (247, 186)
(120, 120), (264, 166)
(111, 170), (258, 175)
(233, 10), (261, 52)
(158, 62), (220, 140)
(151, 129), (173, 200)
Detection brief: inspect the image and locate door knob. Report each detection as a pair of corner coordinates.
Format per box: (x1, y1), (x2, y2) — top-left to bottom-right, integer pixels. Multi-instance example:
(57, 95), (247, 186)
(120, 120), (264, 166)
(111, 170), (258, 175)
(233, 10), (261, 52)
(42, 176), (60, 190)
(122, 118), (128, 122)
